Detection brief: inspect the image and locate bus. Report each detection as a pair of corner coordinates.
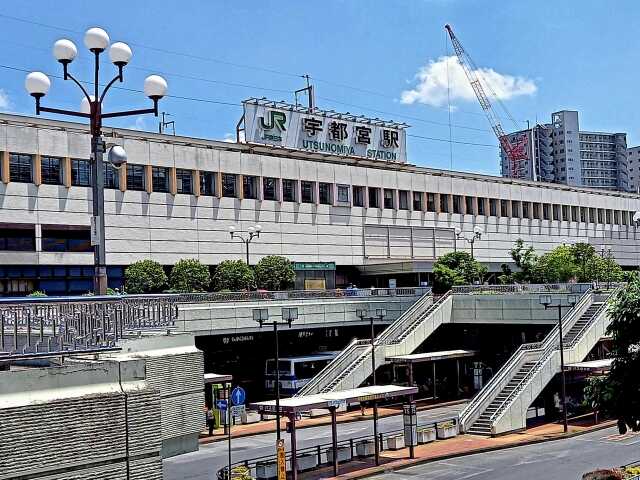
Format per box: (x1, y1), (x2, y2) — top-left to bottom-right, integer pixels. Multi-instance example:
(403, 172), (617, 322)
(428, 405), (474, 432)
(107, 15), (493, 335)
(265, 352), (339, 396)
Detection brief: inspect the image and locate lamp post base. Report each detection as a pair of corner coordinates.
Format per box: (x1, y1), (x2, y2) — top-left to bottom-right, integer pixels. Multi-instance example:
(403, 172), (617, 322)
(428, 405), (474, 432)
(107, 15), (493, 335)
(94, 266), (108, 295)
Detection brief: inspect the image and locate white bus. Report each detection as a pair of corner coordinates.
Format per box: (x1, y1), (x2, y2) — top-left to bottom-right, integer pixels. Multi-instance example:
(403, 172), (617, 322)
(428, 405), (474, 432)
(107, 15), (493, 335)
(265, 352), (339, 395)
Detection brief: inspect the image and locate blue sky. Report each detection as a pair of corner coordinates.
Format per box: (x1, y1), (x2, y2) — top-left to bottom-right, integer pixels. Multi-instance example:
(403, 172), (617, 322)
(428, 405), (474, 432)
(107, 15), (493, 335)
(1, 1), (639, 176)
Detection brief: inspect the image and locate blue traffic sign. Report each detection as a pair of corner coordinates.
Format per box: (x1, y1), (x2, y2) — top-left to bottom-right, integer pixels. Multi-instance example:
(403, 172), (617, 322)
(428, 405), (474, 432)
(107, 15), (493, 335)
(231, 386), (246, 406)
(216, 400), (228, 410)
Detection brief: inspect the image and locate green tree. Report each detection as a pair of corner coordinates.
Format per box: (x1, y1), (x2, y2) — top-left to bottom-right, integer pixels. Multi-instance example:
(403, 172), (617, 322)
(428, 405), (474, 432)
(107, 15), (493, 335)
(212, 260), (256, 291)
(125, 259), (168, 294)
(169, 258), (211, 293)
(510, 239), (539, 283)
(432, 251), (487, 294)
(597, 278), (640, 430)
(533, 245), (577, 283)
(255, 255), (296, 291)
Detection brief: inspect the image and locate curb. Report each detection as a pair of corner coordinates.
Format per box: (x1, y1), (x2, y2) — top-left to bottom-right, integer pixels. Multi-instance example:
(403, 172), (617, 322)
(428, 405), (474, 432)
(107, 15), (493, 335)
(337, 420), (617, 480)
(199, 399), (469, 445)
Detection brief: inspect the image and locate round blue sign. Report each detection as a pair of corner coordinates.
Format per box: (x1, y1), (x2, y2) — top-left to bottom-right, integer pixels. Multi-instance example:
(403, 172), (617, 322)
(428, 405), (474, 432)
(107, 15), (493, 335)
(231, 386), (246, 406)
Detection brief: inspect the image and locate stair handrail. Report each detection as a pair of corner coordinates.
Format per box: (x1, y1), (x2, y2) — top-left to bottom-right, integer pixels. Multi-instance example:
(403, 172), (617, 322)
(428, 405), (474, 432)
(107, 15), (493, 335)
(563, 297), (611, 348)
(487, 291), (607, 423)
(375, 290), (434, 345)
(460, 289), (592, 429)
(389, 291), (452, 344)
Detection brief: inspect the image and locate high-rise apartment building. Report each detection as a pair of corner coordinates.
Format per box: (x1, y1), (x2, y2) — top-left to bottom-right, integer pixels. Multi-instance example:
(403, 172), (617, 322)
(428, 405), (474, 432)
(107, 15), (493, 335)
(627, 145), (640, 193)
(501, 110), (629, 192)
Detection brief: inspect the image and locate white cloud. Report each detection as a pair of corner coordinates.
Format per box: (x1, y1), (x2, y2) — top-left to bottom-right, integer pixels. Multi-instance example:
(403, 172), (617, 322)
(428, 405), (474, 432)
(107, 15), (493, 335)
(400, 55), (537, 108)
(127, 116), (147, 131)
(0, 89), (12, 111)
(223, 132), (243, 143)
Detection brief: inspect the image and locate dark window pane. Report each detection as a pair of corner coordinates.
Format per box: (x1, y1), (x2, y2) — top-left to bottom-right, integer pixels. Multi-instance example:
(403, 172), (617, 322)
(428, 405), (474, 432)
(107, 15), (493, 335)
(452, 195), (461, 214)
(319, 183), (331, 204)
(222, 173), (237, 197)
(71, 159), (91, 186)
(426, 193), (435, 212)
(243, 175), (257, 199)
(440, 194), (449, 213)
(477, 198), (485, 216)
(384, 189), (395, 209)
(413, 192), (423, 211)
(399, 191), (409, 210)
(152, 166), (169, 192)
(337, 185), (349, 203)
(465, 196), (474, 214)
(200, 171), (216, 196)
(282, 179), (296, 202)
(104, 163), (119, 189)
(9, 153), (33, 183)
(301, 181), (314, 203)
(42, 228), (91, 252)
(176, 169), (193, 194)
(41, 156), (63, 185)
(263, 177), (277, 200)
(353, 186), (364, 207)
(0, 226), (35, 251)
(126, 164), (145, 191)
(368, 188), (379, 208)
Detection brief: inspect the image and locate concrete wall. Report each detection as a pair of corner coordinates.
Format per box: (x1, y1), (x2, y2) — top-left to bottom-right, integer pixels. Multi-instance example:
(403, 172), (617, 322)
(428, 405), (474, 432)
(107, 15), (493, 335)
(0, 360), (162, 480)
(177, 295), (422, 335)
(1, 114), (640, 272)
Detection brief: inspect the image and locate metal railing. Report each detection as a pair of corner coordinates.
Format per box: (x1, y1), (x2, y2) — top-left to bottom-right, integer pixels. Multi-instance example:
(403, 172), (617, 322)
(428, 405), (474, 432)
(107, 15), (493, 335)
(216, 415), (459, 480)
(173, 287), (430, 304)
(0, 294), (179, 360)
(451, 283), (592, 295)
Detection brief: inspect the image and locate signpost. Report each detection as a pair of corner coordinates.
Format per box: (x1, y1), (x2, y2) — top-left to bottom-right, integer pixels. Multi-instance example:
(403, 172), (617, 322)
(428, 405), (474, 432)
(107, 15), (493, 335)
(231, 386), (246, 406)
(276, 438), (286, 480)
(216, 400), (228, 411)
(403, 402), (417, 459)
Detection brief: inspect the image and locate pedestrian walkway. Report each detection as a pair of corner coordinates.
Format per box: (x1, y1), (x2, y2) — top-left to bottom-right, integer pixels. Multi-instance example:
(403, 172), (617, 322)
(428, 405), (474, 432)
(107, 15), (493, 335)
(199, 399), (468, 444)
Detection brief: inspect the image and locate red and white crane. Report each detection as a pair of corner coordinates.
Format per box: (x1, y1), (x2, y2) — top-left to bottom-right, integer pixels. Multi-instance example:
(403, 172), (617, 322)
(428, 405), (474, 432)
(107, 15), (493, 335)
(445, 24), (528, 178)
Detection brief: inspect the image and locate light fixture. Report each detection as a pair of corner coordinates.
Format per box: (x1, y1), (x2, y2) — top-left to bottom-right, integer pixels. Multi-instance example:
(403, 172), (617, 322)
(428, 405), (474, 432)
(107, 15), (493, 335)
(376, 308), (387, 317)
(144, 75), (168, 99)
(84, 27), (110, 52)
(473, 225), (484, 236)
(25, 72), (51, 97)
(567, 294), (577, 306)
(455, 227), (462, 236)
(107, 145), (127, 167)
(248, 226), (255, 234)
(109, 42), (132, 66)
(255, 224), (262, 232)
(53, 39), (78, 64)
(539, 295), (552, 307)
(228, 225), (236, 234)
(356, 309), (368, 318)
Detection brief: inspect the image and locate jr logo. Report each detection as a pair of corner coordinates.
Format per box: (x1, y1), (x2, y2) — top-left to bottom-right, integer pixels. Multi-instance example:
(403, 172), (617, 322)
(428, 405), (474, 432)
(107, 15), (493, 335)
(259, 111), (287, 131)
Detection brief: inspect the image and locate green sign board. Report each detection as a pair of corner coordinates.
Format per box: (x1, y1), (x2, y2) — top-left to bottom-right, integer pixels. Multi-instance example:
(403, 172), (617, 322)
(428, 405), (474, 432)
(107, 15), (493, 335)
(293, 262), (336, 271)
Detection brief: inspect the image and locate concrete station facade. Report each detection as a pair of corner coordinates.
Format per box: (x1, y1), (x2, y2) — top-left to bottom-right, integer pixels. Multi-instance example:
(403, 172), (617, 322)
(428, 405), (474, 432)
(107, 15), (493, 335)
(1, 112), (640, 294)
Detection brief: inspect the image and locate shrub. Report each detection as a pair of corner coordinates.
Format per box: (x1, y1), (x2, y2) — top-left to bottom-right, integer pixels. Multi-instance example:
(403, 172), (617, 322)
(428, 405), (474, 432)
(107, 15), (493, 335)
(169, 258), (211, 293)
(255, 256), (296, 291)
(27, 290), (47, 297)
(124, 259), (167, 294)
(432, 251), (487, 294)
(212, 260), (255, 291)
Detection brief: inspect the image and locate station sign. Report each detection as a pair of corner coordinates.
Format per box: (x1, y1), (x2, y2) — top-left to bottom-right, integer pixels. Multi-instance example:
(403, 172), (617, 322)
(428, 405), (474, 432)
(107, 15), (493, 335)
(242, 99), (408, 163)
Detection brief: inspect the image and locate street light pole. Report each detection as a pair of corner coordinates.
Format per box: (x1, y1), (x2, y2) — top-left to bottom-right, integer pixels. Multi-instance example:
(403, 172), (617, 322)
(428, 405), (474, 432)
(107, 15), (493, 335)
(455, 225), (484, 260)
(229, 225), (262, 265)
(25, 28), (167, 295)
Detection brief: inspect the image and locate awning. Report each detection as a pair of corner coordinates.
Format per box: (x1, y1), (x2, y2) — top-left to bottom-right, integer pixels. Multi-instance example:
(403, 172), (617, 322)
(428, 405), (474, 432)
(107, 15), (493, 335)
(249, 384), (418, 414)
(387, 349), (477, 364)
(565, 359), (613, 372)
(203, 373), (232, 384)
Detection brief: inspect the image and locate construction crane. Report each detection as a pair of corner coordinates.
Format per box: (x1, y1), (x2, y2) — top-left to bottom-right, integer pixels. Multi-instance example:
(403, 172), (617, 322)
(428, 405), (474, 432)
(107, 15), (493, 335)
(445, 24), (528, 178)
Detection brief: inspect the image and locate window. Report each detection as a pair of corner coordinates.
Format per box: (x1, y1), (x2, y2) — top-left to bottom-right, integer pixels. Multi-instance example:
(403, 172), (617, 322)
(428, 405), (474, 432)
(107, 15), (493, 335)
(614, 210), (620, 225)
(511, 201), (520, 218)
(571, 206), (579, 222)
(490, 198), (498, 217)
(353, 186), (365, 207)
(368, 187), (380, 208)
(42, 227), (91, 252)
(500, 200), (509, 217)
(222, 173), (237, 197)
(580, 207), (587, 223)
(301, 181), (315, 203)
(452, 195), (462, 214)
(104, 163), (119, 189)
(440, 194), (449, 213)
(606, 209), (612, 224)
(398, 190), (409, 210)
(263, 177), (278, 201)
(542, 204), (550, 220)
(337, 184), (349, 203)
(282, 179), (297, 202)
(622, 211), (629, 225)
(41, 156), (63, 185)
(200, 171), (217, 196)
(589, 208), (596, 223)
(319, 182), (332, 205)
(477, 197), (486, 216)
(242, 175), (257, 199)
(553, 204), (560, 221)
(597, 209), (604, 224)
(176, 169), (193, 194)
(126, 164), (145, 191)
(9, 153), (32, 183)
(383, 189), (395, 209)
(0, 225), (35, 251)
(412, 192), (423, 211)
(562, 205), (570, 221)
(522, 202), (530, 219)
(465, 196), (474, 215)
(71, 159), (91, 186)
(151, 166), (169, 192)
(426, 193), (436, 212)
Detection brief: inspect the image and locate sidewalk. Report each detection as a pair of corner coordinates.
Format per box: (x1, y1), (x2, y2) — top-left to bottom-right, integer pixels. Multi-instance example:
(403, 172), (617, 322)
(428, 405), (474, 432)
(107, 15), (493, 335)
(199, 399), (468, 444)
(301, 417), (616, 480)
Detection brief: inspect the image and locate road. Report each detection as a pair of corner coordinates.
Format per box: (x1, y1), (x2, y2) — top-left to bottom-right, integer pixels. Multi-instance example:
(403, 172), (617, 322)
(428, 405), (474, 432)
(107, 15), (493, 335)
(369, 426), (640, 480)
(163, 402), (465, 480)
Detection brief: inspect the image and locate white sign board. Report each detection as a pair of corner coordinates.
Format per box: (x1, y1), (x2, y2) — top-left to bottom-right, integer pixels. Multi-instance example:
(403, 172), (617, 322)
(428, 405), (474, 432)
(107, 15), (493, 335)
(243, 100), (407, 163)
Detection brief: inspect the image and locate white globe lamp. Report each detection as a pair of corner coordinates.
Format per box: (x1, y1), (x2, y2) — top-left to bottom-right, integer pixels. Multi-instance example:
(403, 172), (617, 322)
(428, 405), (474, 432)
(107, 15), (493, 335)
(25, 72), (51, 97)
(80, 95), (96, 114)
(109, 42), (132, 66)
(107, 145), (127, 167)
(254, 224), (262, 232)
(144, 75), (168, 99)
(53, 39), (78, 64)
(84, 27), (110, 52)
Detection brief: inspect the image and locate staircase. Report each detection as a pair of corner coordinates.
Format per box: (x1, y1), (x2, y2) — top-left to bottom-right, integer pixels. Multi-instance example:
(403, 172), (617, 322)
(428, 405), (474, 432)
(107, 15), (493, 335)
(296, 290), (452, 396)
(461, 290), (612, 436)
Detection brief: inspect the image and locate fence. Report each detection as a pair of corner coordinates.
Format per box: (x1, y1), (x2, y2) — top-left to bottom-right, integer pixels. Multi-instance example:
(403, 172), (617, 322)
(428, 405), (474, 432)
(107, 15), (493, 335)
(451, 283), (592, 295)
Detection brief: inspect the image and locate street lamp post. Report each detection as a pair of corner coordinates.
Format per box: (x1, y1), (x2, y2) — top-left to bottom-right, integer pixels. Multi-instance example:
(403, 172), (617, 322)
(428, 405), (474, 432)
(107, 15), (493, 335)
(25, 28), (167, 295)
(455, 225), (484, 260)
(539, 294), (577, 433)
(255, 306), (297, 441)
(229, 225), (262, 265)
(600, 245), (613, 289)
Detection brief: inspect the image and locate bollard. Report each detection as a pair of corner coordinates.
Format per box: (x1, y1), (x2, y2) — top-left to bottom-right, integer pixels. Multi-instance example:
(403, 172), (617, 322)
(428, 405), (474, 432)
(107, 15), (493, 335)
(317, 445), (322, 465)
(379, 433), (384, 452)
(350, 438), (354, 457)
